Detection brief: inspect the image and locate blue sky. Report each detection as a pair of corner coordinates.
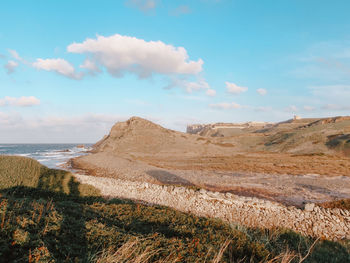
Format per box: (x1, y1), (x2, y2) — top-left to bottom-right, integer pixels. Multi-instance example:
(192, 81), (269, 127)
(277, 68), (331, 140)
(1, 0), (350, 143)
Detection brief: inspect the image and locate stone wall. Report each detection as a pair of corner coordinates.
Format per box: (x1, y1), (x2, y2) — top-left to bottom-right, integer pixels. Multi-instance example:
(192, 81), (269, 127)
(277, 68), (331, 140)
(186, 122), (272, 134)
(74, 173), (350, 241)
(186, 124), (209, 134)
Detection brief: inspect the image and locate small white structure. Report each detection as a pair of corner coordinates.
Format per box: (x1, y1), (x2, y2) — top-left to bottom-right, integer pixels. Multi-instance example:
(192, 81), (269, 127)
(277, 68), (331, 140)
(294, 115), (301, 120)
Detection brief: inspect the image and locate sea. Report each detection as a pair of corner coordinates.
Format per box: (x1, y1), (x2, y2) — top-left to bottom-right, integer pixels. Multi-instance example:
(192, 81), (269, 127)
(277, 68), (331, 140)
(0, 144), (92, 169)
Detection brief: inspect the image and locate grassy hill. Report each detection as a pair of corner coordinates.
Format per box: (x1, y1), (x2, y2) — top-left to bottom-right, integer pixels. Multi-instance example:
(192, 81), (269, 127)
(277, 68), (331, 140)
(187, 116), (350, 157)
(260, 117), (350, 156)
(0, 156), (349, 262)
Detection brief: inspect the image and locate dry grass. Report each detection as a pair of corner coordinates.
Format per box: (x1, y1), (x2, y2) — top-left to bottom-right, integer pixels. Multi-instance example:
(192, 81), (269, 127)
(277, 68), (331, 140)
(93, 238), (231, 263)
(1, 156), (349, 262)
(138, 153), (350, 176)
(93, 236), (324, 263)
(320, 199), (350, 211)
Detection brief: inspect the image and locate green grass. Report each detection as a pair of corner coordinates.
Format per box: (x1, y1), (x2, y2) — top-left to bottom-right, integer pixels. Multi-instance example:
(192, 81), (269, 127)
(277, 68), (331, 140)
(0, 156), (349, 262)
(326, 134), (350, 156)
(259, 118), (350, 156)
(0, 156), (100, 196)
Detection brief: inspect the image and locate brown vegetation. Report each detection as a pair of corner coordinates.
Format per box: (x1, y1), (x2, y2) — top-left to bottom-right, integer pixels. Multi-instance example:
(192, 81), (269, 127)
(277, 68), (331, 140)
(137, 153), (350, 176)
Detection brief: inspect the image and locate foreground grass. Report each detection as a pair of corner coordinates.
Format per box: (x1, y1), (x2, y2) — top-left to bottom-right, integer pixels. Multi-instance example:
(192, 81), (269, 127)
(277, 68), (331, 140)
(0, 156), (99, 196)
(0, 156), (349, 262)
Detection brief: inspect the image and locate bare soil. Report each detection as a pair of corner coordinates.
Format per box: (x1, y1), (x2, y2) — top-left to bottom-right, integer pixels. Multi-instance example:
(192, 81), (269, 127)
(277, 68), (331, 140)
(72, 152), (350, 207)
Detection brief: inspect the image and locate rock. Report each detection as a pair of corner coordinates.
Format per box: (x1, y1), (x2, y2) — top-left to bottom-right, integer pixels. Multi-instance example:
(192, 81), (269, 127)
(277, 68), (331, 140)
(225, 192), (233, 198)
(304, 203), (315, 212)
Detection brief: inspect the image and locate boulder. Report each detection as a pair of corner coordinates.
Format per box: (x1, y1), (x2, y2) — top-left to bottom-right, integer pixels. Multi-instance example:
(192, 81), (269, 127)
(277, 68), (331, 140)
(304, 203), (315, 212)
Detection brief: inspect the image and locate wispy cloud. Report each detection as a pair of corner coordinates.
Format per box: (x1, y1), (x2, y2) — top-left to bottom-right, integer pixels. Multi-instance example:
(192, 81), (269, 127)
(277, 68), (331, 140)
(290, 41), (350, 81)
(8, 49), (22, 61)
(209, 102), (242, 110)
(225, 82), (248, 95)
(256, 88), (267, 96)
(125, 0), (159, 13)
(0, 96), (40, 107)
(32, 58), (83, 79)
(4, 60), (18, 74)
(165, 77), (216, 96)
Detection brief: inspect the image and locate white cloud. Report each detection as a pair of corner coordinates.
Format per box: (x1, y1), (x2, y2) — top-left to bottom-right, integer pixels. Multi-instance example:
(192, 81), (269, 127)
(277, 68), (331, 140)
(0, 96), (40, 107)
(8, 49), (22, 61)
(166, 78), (215, 96)
(183, 80), (209, 93)
(4, 60), (18, 74)
(209, 102), (242, 110)
(32, 58), (82, 79)
(126, 0), (158, 12)
(206, 89), (216, 97)
(80, 58), (100, 75)
(225, 82), (248, 95)
(256, 88), (267, 96)
(68, 34), (203, 78)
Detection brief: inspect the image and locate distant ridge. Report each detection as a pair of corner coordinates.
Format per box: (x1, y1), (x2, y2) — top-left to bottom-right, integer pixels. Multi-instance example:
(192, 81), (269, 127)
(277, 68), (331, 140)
(92, 116), (350, 158)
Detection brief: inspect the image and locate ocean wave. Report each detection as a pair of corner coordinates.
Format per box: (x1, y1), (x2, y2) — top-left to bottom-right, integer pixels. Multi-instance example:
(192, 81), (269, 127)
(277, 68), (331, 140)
(17, 153), (31, 157)
(37, 158), (51, 162)
(3, 144), (91, 169)
(55, 162), (67, 166)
